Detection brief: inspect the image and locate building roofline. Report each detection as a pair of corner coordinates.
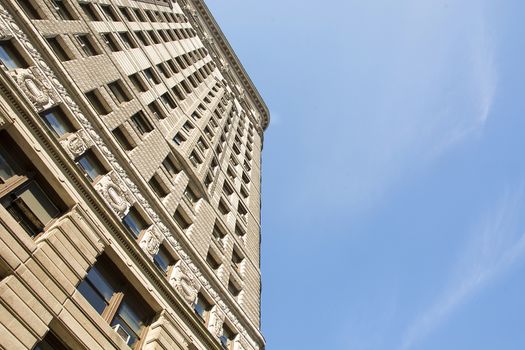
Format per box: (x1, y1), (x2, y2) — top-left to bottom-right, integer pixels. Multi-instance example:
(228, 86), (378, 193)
(190, 0), (270, 130)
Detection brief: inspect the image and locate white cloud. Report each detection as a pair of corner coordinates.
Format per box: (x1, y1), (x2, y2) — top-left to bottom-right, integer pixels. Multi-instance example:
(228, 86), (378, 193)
(400, 185), (525, 350)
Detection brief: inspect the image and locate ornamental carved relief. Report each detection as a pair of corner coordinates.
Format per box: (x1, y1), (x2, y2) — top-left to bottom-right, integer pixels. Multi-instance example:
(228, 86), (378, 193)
(208, 307), (225, 338)
(59, 130), (92, 159)
(139, 226), (161, 259)
(170, 263), (199, 306)
(94, 173), (132, 218)
(14, 67), (57, 111)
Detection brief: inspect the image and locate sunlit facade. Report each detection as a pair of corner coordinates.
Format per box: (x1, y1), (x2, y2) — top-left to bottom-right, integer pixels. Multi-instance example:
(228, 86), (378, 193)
(0, 0), (268, 349)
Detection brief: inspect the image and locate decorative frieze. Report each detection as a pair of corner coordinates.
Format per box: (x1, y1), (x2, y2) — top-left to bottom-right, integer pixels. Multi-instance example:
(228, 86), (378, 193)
(13, 67), (57, 111)
(94, 172), (133, 218)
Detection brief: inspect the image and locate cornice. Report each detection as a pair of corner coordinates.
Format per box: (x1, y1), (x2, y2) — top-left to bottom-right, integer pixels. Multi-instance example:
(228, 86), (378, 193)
(188, 0), (270, 131)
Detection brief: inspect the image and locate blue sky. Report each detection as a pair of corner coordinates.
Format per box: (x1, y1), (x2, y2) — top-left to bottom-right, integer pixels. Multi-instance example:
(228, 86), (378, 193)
(207, 1), (525, 349)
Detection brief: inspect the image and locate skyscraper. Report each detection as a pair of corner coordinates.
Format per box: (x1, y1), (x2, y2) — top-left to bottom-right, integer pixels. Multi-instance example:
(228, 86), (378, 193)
(0, 0), (269, 349)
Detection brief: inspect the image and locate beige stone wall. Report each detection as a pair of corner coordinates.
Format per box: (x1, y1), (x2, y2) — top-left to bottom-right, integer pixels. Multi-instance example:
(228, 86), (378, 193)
(0, 0), (268, 348)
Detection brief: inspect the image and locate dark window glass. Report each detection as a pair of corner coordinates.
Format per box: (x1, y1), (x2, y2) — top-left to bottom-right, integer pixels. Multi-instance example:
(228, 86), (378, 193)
(153, 245), (174, 274)
(108, 80), (130, 103)
(130, 112), (153, 135)
(100, 4), (118, 21)
(52, 0), (74, 20)
(77, 256), (153, 349)
(119, 32), (136, 49)
(75, 35), (98, 56)
(40, 107), (75, 137)
(112, 126), (134, 151)
(34, 331), (70, 350)
(128, 73), (147, 92)
(46, 36), (71, 61)
(101, 33), (120, 52)
(149, 176), (167, 198)
(122, 207), (147, 238)
(0, 40), (28, 70)
(79, 2), (99, 21)
(2, 181), (60, 237)
(162, 156), (179, 178)
(18, 0), (42, 19)
(143, 68), (159, 85)
(85, 90), (111, 115)
(76, 150), (105, 181)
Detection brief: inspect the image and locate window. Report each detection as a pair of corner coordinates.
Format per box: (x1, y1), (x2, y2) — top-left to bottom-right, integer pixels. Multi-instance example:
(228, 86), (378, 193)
(134, 31), (149, 46)
(100, 4), (119, 21)
(193, 293), (212, 323)
(77, 255), (154, 349)
(149, 175), (168, 198)
(34, 331), (70, 350)
(18, 0), (43, 19)
(52, 0), (75, 20)
(156, 63), (170, 78)
(0, 132), (63, 237)
(231, 249), (243, 272)
(161, 93), (176, 109)
(153, 245), (175, 275)
(173, 207), (191, 231)
(219, 324), (236, 350)
(223, 182), (234, 198)
(172, 133), (185, 145)
(122, 206), (148, 238)
(85, 90), (111, 115)
(147, 31), (160, 45)
(108, 80), (131, 103)
(101, 33), (120, 52)
(206, 251), (221, 270)
(184, 185), (199, 204)
(204, 173), (213, 189)
(228, 279), (241, 298)
(143, 68), (160, 85)
(162, 156), (180, 178)
(148, 101), (166, 119)
(212, 224), (226, 247)
(112, 126), (134, 151)
(0, 40), (28, 70)
(119, 7), (134, 21)
(75, 150), (106, 182)
(182, 122), (194, 132)
(238, 204), (248, 221)
(119, 32), (137, 49)
(79, 2), (100, 21)
(128, 73), (148, 92)
(235, 223), (246, 240)
(130, 112), (153, 135)
(188, 151), (202, 167)
(133, 8), (145, 22)
(75, 34), (98, 57)
(40, 106), (75, 138)
(46, 36), (71, 61)
(240, 185), (249, 199)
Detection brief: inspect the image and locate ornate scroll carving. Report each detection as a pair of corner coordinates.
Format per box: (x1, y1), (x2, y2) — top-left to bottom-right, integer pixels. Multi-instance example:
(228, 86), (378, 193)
(13, 67), (57, 110)
(170, 263), (199, 306)
(94, 173), (133, 218)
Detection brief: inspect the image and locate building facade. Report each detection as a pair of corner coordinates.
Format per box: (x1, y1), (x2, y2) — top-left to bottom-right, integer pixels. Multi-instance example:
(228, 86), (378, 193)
(0, 0), (269, 349)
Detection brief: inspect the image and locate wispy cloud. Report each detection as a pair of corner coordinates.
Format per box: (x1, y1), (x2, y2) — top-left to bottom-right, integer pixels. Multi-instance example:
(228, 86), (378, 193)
(400, 185), (525, 350)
